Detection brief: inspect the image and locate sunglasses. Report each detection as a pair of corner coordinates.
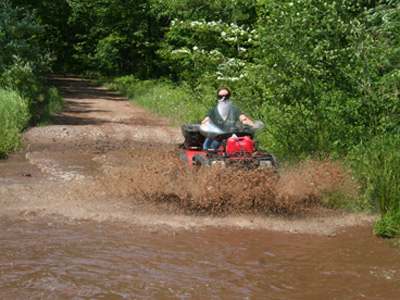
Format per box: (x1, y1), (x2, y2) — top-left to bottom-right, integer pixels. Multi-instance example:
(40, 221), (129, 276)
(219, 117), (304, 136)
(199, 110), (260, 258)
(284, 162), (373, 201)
(217, 94), (230, 100)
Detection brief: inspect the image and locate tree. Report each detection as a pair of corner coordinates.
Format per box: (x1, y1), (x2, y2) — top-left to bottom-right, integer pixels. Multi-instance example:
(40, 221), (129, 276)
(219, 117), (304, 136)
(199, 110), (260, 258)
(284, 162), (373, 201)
(0, 1), (50, 109)
(246, 0), (400, 157)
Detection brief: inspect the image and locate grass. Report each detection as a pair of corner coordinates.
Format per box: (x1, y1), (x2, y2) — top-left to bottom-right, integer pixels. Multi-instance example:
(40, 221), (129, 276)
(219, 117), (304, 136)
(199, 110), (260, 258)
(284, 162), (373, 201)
(349, 135), (400, 238)
(0, 88), (30, 158)
(0, 85), (64, 158)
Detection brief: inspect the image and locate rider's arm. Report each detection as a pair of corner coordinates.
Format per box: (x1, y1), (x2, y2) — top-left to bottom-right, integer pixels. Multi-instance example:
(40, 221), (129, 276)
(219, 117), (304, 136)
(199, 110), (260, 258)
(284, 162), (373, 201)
(201, 116), (211, 124)
(239, 114), (256, 127)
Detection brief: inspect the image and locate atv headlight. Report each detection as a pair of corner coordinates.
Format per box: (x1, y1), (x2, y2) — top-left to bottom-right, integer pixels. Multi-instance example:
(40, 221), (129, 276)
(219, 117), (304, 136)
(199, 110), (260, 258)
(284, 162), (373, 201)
(211, 160), (225, 168)
(259, 160), (272, 168)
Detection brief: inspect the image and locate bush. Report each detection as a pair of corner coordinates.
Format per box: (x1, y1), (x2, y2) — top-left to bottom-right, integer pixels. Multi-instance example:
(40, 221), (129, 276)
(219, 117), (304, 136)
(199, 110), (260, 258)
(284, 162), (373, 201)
(349, 134), (400, 237)
(37, 87), (65, 126)
(0, 1), (51, 121)
(374, 207), (400, 239)
(0, 88), (30, 158)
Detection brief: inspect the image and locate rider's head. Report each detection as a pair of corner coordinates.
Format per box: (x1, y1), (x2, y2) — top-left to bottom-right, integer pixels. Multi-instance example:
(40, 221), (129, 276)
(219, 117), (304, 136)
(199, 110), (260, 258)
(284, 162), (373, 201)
(217, 87), (231, 101)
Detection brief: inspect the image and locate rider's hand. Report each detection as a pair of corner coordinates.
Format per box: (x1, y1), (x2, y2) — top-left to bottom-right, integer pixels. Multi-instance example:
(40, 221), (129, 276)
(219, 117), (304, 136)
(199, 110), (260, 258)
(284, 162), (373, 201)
(201, 116), (211, 125)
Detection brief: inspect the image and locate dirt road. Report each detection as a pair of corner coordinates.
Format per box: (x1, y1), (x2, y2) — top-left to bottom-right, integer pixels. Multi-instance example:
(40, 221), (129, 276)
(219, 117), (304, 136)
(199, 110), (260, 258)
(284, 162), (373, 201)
(0, 76), (374, 234)
(0, 76), (182, 181)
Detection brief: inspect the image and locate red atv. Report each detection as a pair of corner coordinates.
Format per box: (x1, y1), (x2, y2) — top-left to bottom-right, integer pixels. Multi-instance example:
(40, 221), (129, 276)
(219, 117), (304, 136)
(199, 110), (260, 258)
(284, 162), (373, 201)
(179, 120), (277, 170)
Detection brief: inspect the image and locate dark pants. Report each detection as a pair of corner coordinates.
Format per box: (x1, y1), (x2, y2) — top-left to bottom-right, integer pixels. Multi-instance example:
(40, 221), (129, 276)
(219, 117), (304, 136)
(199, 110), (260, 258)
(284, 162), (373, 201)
(203, 138), (221, 150)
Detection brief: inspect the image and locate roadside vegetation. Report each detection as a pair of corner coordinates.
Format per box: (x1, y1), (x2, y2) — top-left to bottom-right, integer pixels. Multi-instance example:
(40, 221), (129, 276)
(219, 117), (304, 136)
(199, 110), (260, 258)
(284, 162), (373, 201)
(102, 77), (207, 126)
(0, 89), (29, 158)
(3, 0), (400, 239)
(0, 1), (64, 158)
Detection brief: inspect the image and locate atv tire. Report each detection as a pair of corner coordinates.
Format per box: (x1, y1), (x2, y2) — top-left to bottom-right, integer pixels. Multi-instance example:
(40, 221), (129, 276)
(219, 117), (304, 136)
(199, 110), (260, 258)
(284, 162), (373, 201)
(270, 153), (278, 169)
(192, 153), (210, 167)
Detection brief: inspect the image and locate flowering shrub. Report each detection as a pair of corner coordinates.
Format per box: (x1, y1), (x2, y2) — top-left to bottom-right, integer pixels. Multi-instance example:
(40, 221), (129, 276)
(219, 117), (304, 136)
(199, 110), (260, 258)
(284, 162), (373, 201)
(158, 18), (256, 86)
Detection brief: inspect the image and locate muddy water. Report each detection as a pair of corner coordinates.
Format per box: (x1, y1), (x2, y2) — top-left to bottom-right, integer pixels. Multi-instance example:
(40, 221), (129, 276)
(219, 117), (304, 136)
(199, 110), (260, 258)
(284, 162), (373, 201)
(1, 149), (399, 300)
(1, 214), (399, 299)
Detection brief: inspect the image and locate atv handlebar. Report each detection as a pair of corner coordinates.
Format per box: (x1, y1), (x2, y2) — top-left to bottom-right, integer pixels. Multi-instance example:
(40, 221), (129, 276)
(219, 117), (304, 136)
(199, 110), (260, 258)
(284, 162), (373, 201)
(199, 120), (264, 140)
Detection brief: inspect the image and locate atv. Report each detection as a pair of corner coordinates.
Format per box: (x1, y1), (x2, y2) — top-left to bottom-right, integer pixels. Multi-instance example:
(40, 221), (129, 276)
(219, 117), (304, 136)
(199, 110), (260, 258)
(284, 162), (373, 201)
(179, 119), (277, 170)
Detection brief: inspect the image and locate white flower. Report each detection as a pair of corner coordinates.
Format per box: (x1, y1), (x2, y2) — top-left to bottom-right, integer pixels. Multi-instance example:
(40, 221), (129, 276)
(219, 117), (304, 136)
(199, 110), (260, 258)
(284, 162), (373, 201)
(171, 49), (190, 54)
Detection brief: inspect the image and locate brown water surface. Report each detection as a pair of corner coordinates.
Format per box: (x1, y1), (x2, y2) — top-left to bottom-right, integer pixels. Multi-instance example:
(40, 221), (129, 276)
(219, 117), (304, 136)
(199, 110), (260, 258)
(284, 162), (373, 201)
(1, 215), (399, 299)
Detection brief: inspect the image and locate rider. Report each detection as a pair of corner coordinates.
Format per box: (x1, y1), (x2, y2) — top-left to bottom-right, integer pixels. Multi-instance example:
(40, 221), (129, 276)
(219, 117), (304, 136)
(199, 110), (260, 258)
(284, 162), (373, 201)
(201, 87), (255, 150)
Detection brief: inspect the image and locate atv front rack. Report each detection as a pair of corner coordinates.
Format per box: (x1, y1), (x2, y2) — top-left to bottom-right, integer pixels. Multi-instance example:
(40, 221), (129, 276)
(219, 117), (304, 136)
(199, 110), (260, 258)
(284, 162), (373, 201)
(180, 122), (278, 169)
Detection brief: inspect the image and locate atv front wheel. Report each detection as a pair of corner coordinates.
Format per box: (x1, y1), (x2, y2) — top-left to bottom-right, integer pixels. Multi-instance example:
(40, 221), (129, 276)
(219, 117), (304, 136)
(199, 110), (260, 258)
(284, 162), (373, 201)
(192, 153), (210, 167)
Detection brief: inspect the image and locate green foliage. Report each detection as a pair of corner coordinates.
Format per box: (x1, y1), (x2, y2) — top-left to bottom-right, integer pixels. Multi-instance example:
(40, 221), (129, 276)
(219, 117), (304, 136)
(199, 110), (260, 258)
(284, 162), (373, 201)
(158, 19), (254, 86)
(0, 88), (30, 158)
(9, 0), (73, 68)
(52, 0), (166, 77)
(374, 206), (400, 239)
(0, 2), (46, 71)
(154, 0), (257, 86)
(37, 87), (65, 126)
(0, 1), (52, 121)
(249, 1), (364, 156)
(0, 1), (64, 155)
(349, 135), (400, 237)
(154, 0), (400, 160)
(149, 0), (257, 22)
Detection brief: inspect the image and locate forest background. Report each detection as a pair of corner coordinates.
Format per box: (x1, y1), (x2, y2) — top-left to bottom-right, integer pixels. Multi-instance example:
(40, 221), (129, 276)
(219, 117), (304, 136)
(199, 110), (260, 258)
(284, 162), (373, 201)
(1, 0), (399, 239)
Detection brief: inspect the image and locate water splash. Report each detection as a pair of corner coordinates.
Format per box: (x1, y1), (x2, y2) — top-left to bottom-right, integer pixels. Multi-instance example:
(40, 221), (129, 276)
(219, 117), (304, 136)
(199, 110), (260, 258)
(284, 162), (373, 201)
(92, 150), (357, 216)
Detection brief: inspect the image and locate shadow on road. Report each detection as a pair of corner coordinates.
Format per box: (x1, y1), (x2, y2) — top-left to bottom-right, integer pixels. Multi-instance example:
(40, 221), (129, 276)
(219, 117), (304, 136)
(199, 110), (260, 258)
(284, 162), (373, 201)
(48, 76), (135, 126)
